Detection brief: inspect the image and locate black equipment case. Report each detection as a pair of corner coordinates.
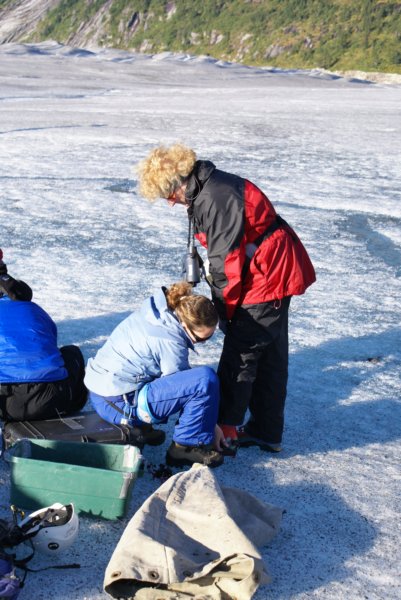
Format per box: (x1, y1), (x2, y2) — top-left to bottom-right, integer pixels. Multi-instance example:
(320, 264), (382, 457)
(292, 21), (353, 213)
(2, 411), (130, 449)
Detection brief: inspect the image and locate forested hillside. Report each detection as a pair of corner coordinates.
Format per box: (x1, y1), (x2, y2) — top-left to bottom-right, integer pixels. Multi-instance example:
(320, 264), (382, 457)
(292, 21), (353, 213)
(0, 0), (400, 73)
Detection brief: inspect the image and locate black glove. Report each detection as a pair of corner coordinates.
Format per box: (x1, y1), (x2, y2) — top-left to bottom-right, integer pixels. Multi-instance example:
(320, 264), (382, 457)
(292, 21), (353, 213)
(0, 275), (33, 301)
(0, 248), (7, 276)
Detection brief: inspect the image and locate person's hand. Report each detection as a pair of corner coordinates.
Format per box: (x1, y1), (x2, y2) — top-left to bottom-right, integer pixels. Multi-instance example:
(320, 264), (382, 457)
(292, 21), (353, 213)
(217, 424), (239, 457)
(213, 424), (228, 452)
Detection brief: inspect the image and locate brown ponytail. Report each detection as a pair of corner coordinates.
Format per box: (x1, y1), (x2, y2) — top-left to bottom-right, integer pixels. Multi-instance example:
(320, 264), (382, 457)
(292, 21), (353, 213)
(165, 282), (218, 329)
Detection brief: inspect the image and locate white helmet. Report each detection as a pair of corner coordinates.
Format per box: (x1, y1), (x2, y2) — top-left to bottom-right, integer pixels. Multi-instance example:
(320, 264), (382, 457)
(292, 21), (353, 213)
(19, 503), (79, 555)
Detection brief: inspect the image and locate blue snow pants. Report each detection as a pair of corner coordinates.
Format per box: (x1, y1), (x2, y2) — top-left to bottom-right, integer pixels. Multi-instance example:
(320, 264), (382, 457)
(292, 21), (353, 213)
(89, 366), (219, 446)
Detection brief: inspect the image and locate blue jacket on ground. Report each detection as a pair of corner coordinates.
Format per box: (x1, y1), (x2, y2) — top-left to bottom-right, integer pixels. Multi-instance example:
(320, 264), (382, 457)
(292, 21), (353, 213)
(84, 287), (194, 396)
(0, 296), (67, 383)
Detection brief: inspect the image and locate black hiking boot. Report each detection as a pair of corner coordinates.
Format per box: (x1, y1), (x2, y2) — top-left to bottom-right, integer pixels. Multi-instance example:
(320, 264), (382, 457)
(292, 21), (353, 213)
(237, 426), (282, 453)
(166, 442), (224, 468)
(129, 424), (166, 447)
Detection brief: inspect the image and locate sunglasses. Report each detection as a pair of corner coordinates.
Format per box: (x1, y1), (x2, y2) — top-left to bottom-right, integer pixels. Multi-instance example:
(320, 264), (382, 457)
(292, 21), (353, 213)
(187, 327), (214, 343)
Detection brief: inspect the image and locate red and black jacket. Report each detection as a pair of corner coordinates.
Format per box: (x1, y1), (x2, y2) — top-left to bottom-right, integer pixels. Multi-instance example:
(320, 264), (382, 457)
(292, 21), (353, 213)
(186, 160), (316, 320)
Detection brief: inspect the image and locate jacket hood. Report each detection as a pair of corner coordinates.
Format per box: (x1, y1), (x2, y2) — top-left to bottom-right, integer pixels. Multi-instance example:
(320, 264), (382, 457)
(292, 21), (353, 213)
(140, 287), (195, 350)
(140, 287), (171, 325)
(186, 160), (216, 207)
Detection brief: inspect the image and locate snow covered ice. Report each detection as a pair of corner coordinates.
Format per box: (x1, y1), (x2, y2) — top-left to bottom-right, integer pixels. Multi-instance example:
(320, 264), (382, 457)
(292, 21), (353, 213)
(0, 42), (400, 599)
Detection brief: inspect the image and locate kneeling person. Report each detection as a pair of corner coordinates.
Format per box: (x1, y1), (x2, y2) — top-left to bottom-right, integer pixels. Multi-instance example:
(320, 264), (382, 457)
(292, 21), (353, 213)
(84, 282), (225, 468)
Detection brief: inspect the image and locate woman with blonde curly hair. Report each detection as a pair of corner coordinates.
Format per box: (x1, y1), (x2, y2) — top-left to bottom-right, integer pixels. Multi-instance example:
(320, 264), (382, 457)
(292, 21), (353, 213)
(85, 281), (225, 468)
(137, 143), (196, 203)
(137, 143), (316, 454)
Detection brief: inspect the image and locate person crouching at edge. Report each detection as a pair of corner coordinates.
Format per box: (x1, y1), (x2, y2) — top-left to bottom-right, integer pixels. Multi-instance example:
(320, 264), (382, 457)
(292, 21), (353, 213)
(0, 249), (87, 422)
(84, 281), (227, 468)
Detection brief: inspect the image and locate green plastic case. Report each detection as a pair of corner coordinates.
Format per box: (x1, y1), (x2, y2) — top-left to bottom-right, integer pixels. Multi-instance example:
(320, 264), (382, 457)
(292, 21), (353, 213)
(6, 439), (143, 520)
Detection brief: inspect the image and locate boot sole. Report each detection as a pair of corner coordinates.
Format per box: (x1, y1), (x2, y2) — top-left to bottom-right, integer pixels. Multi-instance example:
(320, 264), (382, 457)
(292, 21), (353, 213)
(221, 444), (238, 457)
(238, 440), (282, 452)
(166, 454), (224, 469)
(129, 432), (166, 447)
(144, 432), (166, 446)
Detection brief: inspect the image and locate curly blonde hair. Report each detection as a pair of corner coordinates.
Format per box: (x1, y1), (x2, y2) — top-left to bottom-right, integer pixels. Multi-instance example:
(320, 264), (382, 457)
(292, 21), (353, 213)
(136, 144), (197, 201)
(165, 282), (218, 329)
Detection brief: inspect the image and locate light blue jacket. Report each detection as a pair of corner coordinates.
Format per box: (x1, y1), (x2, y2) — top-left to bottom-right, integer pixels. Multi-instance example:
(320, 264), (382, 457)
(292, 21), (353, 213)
(84, 288), (194, 396)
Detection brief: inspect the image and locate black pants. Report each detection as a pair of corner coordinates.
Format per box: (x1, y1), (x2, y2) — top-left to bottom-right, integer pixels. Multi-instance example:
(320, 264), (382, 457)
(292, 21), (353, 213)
(217, 298), (290, 444)
(0, 345), (88, 422)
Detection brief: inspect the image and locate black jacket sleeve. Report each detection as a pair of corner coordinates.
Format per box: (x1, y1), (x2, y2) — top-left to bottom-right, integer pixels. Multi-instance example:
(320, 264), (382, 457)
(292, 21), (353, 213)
(196, 171), (246, 320)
